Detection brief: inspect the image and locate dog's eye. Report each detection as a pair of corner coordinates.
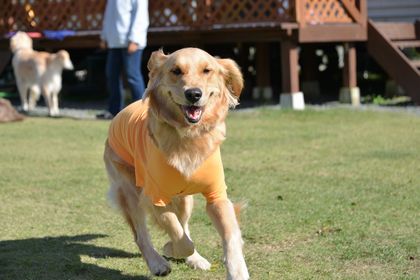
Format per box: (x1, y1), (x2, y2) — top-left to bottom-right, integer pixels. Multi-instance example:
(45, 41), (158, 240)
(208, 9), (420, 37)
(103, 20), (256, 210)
(171, 67), (182, 76)
(203, 68), (212, 74)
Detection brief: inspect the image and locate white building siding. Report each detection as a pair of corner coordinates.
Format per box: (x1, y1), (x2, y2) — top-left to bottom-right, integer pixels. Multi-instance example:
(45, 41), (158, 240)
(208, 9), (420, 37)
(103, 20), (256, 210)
(368, 0), (420, 22)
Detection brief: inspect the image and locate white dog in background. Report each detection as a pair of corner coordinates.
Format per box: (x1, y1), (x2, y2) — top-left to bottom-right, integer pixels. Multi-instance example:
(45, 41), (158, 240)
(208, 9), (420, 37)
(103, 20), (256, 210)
(10, 31), (74, 116)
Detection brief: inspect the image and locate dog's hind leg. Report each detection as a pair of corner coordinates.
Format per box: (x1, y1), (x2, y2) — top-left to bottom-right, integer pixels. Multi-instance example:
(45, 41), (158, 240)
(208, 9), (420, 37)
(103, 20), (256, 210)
(50, 91), (60, 116)
(41, 86), (54, 116)
(16, 79), (29, 112)
(28, 86), (40, 110)
(171, 195), (211, 270)
(104, 144), (171, 276)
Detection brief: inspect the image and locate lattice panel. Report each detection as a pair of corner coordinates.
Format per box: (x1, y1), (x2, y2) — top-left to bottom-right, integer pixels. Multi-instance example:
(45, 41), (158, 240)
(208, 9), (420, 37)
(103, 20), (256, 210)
(149, 0), (196, 29)
(304, 0), (353, 24)
(148, 0), (293, 29)
(206, 0), (292, 25)
(0, 0), (105, 34)
(0, 0), (363, 35)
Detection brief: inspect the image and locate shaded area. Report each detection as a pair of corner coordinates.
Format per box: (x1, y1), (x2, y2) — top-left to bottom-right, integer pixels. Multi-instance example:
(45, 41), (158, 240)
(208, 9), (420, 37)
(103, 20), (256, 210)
(0, 234), (149, 280)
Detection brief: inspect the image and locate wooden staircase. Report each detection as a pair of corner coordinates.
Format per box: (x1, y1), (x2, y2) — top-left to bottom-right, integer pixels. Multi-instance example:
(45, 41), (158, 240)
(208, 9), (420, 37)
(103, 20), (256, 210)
(367, 20), (420, 103)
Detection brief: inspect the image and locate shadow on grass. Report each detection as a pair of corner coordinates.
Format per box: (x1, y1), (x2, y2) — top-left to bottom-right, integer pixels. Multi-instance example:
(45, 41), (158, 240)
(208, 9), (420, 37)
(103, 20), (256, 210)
(0, 234), (150, 280)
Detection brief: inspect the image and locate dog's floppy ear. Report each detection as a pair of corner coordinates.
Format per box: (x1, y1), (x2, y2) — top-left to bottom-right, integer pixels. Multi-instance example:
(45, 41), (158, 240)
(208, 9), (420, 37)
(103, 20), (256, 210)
(147, 49), (167, 80)
(217, 58), (244, 108)
(56, 50), (74, 70)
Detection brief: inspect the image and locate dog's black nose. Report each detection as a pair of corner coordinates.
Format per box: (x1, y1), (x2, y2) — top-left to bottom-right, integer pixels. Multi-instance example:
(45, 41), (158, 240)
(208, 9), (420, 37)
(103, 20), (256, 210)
(185, 88), (202, 103)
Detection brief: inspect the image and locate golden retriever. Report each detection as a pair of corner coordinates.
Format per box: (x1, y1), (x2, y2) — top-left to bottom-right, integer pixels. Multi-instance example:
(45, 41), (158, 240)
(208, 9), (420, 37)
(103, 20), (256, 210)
(10, 31), (73, 116)
(103, 48), (249, 279)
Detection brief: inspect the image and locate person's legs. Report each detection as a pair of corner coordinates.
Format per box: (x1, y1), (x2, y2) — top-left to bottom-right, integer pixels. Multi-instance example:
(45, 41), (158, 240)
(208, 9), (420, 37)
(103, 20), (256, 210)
(123, 48), (145, 101)
(106, 48), (124, 116)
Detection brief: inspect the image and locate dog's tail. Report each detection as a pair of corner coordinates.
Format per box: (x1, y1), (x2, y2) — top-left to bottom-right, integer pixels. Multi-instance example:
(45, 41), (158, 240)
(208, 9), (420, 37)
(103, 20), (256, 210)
(233, 201), (248, 224)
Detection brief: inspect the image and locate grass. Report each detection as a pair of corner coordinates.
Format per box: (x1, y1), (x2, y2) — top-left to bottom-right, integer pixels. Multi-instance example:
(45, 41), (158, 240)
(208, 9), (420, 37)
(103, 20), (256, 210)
(0, 107), (419, 279)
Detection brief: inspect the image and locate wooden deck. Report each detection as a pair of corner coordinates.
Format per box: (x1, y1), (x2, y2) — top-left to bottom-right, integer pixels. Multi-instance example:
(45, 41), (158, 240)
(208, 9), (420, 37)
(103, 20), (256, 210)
(0, 0), (367, 45)
(0, 0), (370, 106)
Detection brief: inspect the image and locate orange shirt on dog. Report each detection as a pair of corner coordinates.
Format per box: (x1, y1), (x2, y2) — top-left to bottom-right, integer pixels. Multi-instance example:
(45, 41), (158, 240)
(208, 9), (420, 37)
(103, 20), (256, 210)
(107, 100), (228, 207)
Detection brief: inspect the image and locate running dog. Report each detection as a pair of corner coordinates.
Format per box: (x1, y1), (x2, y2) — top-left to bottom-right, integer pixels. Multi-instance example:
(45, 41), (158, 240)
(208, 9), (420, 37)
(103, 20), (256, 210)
(104, 48), (249, 279)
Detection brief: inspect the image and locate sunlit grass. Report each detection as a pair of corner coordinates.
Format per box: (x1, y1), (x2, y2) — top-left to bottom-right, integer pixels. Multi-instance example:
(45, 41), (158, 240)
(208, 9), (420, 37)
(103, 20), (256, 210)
(0, 107), (419, 279)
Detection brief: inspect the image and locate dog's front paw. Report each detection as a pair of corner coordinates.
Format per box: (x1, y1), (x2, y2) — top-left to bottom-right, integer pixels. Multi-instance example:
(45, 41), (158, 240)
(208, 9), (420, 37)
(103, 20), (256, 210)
(227, 268), (249, 280)
(186, 250), (211, 270)
(162, 241), (174, 258)
(49, 111), (60, 117)
(146, 253), (172, 276)
(226, 256), (249, 280)
(163, 239), (194, 259)
(21, 103), (29, 112)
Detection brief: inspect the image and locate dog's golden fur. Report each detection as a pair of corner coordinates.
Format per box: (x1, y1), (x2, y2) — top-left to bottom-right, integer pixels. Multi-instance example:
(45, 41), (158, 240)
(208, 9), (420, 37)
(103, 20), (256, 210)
(10, 31), (73, 116)
(104, 48), (249, 279)
(146, 49), (242, 176)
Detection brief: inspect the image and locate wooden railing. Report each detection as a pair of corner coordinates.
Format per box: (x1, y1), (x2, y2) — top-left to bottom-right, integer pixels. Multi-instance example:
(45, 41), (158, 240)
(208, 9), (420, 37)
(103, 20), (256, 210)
(0, 0), (106, 33)
(0, 0), (366, 35)
(149, 0), (293, 31)
(295, 0), (366, 27)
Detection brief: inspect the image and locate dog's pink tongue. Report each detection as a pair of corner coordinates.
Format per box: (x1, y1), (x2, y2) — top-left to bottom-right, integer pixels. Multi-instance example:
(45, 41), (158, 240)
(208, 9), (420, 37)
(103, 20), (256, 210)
(186, 106), (202, 120)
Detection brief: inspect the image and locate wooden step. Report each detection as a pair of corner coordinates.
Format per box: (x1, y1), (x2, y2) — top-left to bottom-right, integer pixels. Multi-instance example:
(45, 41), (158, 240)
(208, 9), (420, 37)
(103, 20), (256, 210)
(367, 20), (420, 103)
(393, 40), (420, 48)
(374, 22), (416, 40)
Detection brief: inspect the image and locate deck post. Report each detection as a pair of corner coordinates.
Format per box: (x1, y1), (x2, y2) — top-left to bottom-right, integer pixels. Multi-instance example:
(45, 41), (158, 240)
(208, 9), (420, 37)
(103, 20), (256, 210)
(280, 40), (304, 110)
(339, 42), (360, 105)
(253, 43), (272, 102)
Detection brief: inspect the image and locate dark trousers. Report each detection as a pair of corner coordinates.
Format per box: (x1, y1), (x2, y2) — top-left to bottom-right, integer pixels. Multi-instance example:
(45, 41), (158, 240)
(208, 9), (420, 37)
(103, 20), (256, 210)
(106, 48), (145, 116)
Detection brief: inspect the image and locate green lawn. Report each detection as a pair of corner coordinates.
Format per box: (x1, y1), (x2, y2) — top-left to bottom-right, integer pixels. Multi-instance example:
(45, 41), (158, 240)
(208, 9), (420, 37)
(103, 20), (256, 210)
(0, 107), (419, 279)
